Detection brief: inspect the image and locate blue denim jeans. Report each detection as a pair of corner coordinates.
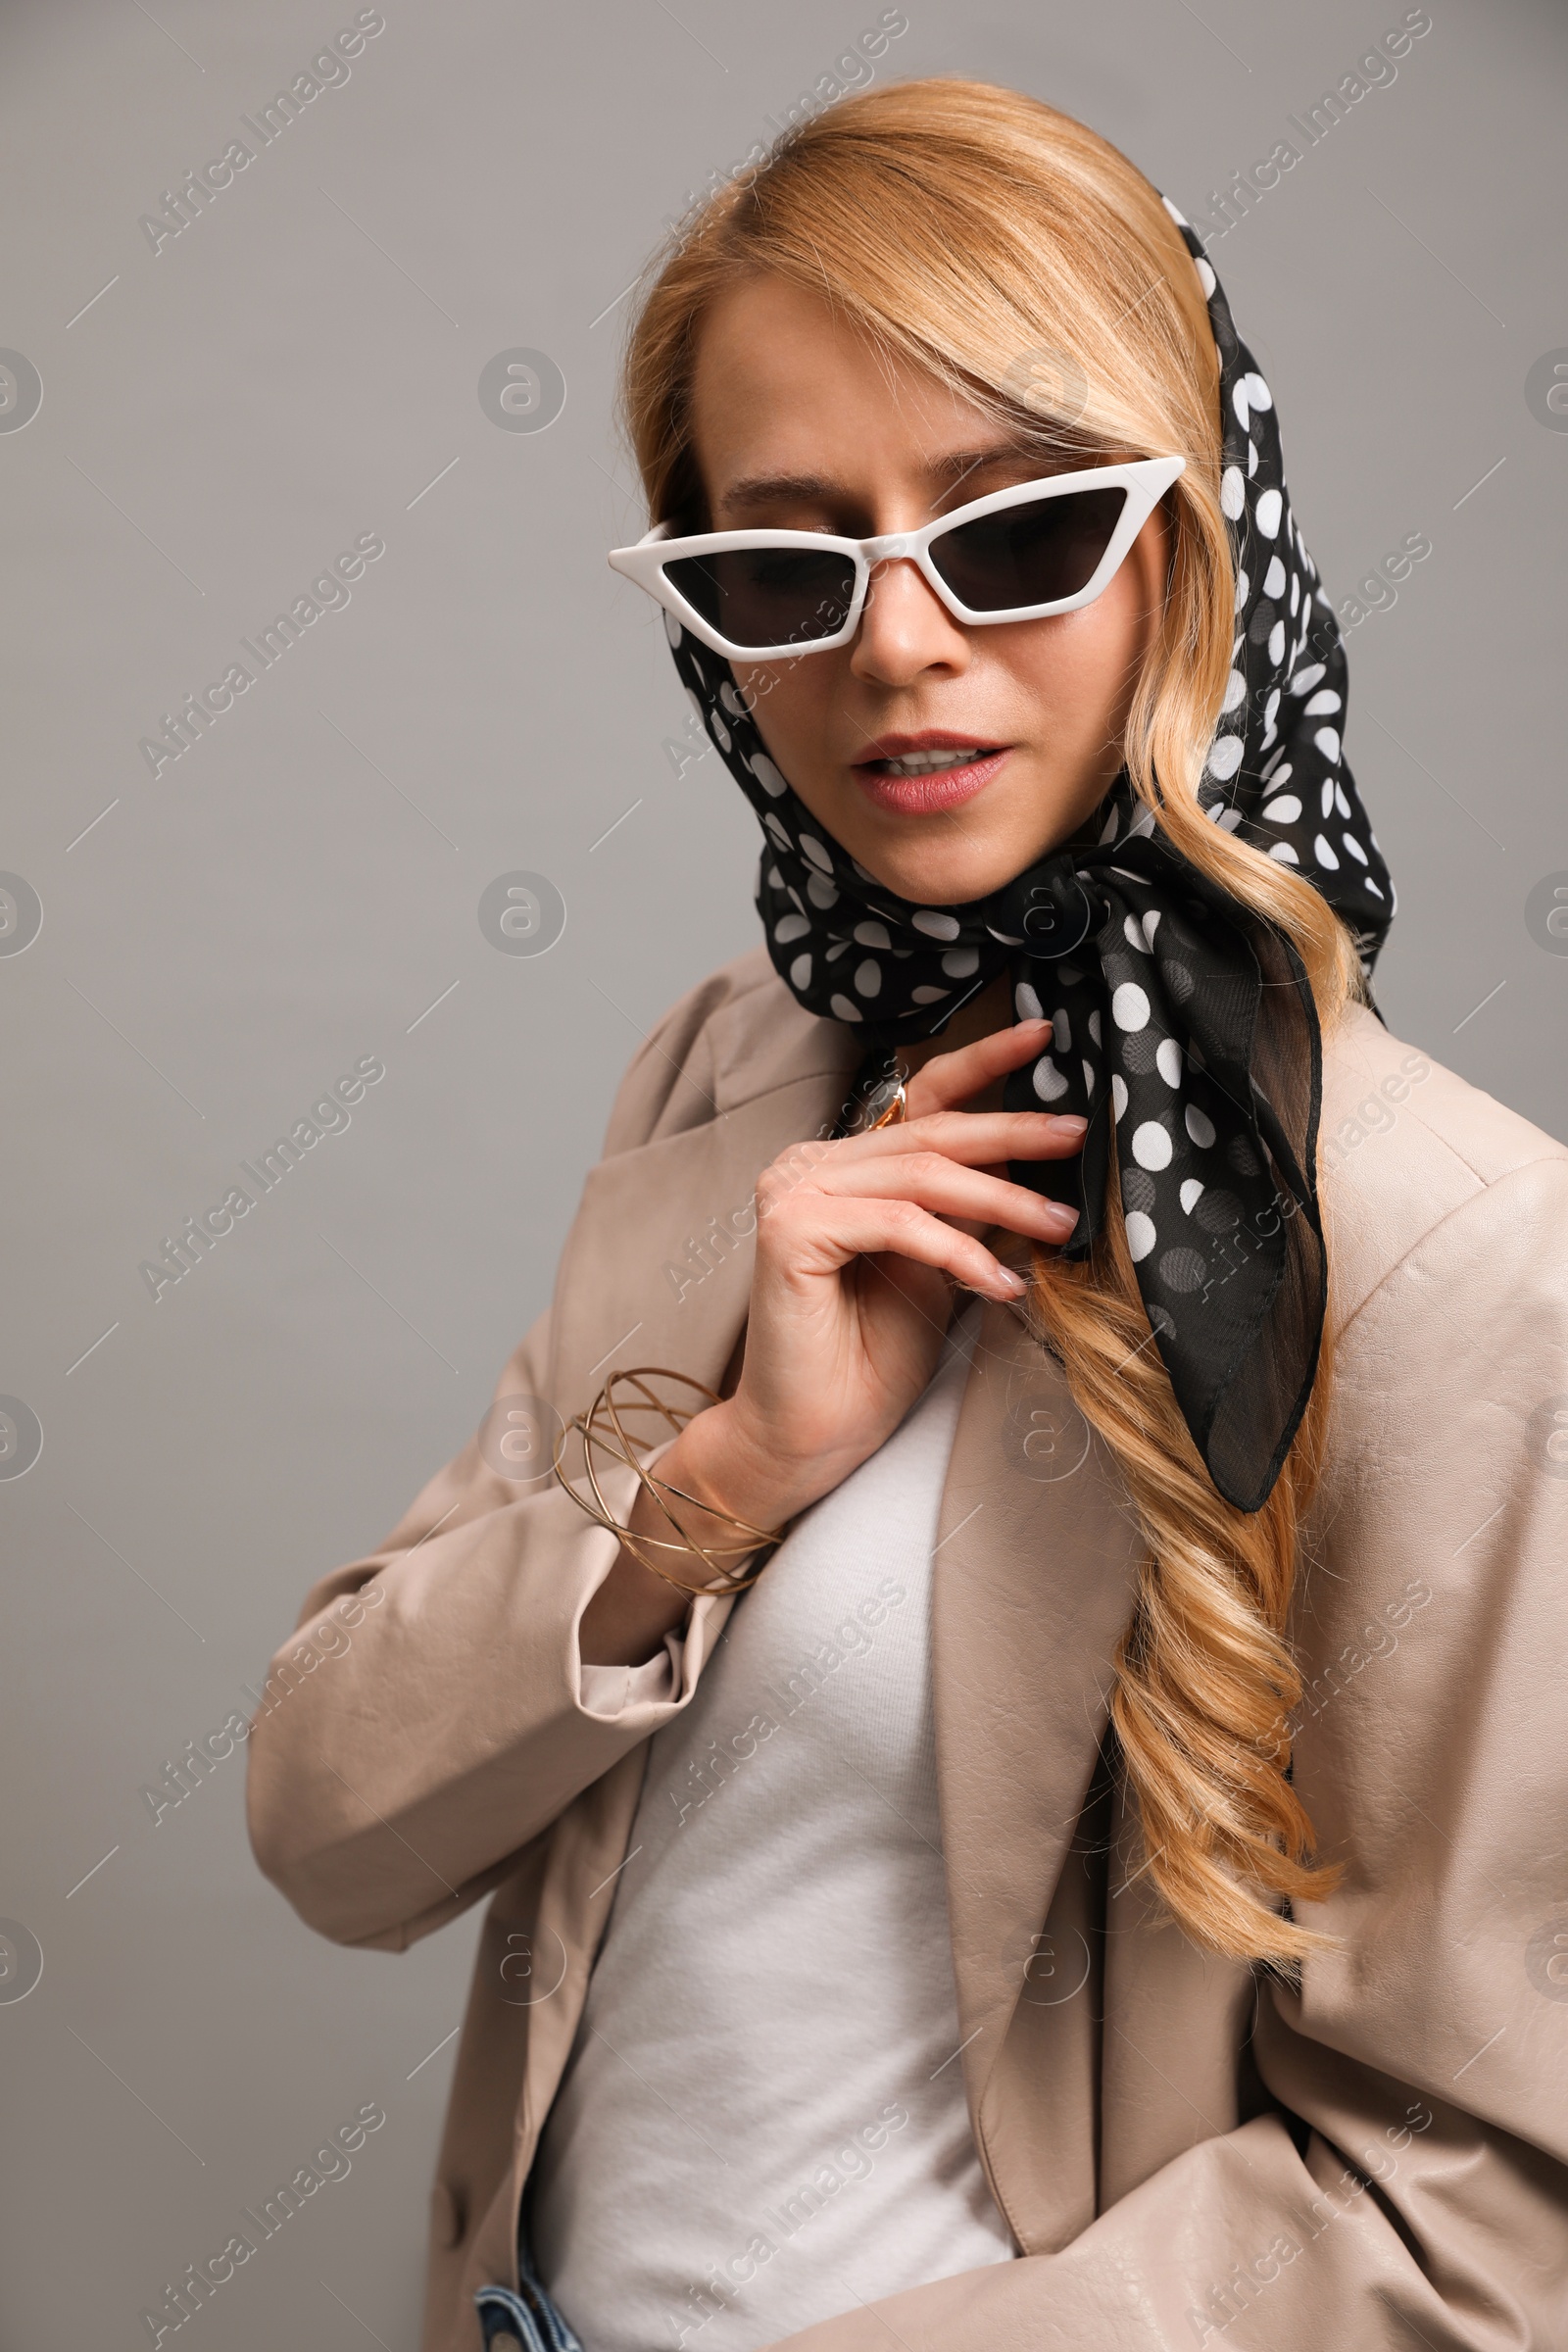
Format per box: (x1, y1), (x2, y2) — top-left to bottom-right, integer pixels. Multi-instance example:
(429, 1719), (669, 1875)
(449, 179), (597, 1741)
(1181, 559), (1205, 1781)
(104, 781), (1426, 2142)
(474, 2241), (583, 2352)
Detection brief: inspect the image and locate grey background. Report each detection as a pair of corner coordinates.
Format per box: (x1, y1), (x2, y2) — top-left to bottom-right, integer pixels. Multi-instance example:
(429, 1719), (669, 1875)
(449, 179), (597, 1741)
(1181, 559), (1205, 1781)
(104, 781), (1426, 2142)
(1, 0), (1563, 2343)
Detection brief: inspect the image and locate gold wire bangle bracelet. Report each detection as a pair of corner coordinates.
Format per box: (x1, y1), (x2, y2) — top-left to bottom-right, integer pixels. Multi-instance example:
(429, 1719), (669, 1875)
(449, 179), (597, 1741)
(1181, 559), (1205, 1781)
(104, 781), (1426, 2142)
(553, 1365), (788, 1598)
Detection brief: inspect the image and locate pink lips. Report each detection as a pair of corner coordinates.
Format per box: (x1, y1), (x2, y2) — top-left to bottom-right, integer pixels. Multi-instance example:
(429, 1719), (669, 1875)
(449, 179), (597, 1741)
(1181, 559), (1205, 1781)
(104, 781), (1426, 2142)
(852, 732), (1011, 815)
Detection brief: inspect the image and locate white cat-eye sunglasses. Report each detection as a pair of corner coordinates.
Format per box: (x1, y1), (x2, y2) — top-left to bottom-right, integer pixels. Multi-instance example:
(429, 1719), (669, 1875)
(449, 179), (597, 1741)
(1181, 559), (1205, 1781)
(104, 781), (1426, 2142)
(609, 455), (1185, 662)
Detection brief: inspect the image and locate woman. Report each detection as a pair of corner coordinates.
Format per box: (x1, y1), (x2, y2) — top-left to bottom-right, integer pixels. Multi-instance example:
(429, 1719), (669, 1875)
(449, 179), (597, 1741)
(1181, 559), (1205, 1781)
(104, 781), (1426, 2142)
(247, 79), (1568, 2352)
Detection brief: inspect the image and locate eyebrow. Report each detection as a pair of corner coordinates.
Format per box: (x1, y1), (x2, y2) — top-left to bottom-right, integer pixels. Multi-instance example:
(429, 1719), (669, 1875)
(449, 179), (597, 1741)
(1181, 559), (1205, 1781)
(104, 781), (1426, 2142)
(716, 442), (1050, 514)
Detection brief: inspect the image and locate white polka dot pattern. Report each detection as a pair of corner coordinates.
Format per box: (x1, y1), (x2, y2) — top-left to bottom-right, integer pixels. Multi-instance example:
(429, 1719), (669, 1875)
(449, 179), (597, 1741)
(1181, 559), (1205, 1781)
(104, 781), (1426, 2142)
(1177, 200), (1394, 965)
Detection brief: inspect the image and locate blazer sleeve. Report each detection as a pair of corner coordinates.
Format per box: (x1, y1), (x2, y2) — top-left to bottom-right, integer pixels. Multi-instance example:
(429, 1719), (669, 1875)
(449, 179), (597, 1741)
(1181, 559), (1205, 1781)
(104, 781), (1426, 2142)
(763, 1158), (1568, 2352)
(245, 1008), (737, 1953)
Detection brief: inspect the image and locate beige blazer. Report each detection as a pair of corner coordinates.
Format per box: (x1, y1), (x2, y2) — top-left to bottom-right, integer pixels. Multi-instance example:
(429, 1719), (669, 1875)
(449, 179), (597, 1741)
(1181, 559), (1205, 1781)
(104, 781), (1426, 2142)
(247, 948), (1568, 2351)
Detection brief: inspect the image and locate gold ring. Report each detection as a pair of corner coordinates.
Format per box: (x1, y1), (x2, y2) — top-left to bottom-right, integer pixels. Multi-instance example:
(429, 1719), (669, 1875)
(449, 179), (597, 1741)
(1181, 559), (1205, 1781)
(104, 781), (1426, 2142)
(867, 1079), (907, 1130)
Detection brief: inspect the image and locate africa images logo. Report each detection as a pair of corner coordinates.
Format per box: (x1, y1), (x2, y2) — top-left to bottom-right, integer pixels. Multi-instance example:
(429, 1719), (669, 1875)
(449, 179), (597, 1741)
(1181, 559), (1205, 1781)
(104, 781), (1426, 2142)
(137, 534), (385, 780)
(136, 1055), (384, 1302)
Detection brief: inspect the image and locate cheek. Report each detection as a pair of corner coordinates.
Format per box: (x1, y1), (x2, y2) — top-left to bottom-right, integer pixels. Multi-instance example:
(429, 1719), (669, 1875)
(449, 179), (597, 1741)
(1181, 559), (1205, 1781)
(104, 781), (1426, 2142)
(1007, 568), (1150, 720)
(732, 660), (839, 775)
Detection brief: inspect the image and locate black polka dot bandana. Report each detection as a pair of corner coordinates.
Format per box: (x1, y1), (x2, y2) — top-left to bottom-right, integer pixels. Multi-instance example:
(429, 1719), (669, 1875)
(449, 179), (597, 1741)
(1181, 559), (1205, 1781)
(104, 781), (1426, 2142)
(663, 202), (1395, 1514)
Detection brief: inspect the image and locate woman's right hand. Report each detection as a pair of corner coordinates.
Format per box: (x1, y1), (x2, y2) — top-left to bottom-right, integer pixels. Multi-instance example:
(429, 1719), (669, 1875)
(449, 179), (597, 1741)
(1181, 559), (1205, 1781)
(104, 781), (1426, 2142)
(580, 1018), (1085, 1665)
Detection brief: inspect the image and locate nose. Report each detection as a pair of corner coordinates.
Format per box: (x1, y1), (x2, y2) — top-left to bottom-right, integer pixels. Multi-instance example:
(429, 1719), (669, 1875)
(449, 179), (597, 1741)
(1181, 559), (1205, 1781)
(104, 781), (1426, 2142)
(850, 553), (971, 687)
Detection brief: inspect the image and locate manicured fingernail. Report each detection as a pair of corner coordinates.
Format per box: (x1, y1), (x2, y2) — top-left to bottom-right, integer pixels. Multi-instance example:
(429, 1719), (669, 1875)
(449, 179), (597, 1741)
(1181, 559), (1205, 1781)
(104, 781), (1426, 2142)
(1054, 1115), (1089, 1135)
(995, 1267), (1027, 1298)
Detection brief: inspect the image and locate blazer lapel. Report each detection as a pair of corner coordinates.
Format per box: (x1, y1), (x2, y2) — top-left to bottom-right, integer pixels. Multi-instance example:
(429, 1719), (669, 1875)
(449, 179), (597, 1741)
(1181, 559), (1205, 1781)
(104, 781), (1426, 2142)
(931, 1299), (1144, 2121)
(513, 1006), (860, 2204)
(547, 1004), (861, 1415)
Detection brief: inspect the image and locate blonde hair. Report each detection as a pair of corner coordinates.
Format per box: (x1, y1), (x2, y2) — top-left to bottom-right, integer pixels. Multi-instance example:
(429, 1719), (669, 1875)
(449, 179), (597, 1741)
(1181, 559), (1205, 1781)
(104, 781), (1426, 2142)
(620, 78), (1365, 1966)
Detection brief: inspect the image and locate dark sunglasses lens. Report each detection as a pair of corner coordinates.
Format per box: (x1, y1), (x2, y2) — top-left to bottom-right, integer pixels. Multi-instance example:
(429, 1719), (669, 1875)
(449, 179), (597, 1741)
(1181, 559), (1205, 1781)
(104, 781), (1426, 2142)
(663, 548), (857, 648)
(928, 485), (1128, 613)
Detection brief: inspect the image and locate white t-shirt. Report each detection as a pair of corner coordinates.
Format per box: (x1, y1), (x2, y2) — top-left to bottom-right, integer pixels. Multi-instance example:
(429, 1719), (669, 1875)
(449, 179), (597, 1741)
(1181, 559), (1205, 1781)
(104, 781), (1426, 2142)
(532, 1305), (1013, 2351)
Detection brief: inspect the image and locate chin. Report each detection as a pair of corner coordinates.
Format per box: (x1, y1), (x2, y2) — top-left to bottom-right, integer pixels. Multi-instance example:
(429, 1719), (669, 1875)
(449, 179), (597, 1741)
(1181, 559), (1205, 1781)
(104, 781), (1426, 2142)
(847, 840), (1019, 908)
